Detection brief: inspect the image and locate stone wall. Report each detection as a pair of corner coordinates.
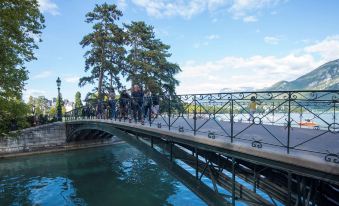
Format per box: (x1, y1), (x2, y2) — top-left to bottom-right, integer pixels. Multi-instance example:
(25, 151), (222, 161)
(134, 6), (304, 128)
(0, 122), (67, 154)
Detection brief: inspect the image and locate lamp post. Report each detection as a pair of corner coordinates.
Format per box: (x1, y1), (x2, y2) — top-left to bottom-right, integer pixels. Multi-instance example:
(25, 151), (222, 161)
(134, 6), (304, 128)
(56, 77), (62, 121)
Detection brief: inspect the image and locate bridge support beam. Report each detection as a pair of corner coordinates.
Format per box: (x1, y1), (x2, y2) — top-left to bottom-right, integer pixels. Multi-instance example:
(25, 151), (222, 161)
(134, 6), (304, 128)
(232, 157), (236, 206)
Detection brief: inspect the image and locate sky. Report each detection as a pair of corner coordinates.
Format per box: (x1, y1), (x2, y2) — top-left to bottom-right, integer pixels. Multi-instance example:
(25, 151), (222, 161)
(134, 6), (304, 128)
(25, 0), (339, 102)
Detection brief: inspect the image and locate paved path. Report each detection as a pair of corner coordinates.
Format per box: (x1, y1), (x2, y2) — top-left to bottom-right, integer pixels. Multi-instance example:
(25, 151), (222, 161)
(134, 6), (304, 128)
(112, 115), (339, 166)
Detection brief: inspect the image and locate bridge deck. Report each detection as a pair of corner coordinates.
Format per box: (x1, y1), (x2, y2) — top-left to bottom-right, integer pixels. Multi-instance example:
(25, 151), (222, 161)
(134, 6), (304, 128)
(67, 118), (339, 183)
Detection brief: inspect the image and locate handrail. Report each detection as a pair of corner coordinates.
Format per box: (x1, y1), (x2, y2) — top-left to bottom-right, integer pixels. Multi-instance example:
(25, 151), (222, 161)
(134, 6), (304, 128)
(64, 90), (339, 163)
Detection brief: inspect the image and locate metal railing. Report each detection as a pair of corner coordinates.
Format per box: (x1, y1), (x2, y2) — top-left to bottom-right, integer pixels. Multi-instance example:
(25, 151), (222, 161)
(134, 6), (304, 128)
(65, 90), (339, 163)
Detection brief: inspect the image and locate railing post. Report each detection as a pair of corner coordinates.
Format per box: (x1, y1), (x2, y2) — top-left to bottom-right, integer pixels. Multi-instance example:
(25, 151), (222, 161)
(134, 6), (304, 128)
(232, 157), (236, 206)
(194, 95), (197, 136)
(287, 92), (291, 154)
(287, 172), (292, 206)
(195, 147), (199, 179)
(334, 101), (336, 127)
(168, 95), (171, 131)
(272, 102), (275, 125)
(230, 95), (234, 143)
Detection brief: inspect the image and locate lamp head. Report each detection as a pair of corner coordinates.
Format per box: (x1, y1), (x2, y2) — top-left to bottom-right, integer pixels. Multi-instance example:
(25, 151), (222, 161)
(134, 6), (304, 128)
(56, 77), (61, 87)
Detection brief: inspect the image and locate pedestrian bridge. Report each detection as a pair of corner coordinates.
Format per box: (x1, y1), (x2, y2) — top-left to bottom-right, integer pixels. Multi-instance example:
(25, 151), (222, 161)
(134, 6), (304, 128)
(65, 90), (339, 206)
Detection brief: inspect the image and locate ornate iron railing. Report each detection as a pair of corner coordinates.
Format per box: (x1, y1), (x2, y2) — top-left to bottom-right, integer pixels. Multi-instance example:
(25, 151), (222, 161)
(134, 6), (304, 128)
(64, 90), (339, 163)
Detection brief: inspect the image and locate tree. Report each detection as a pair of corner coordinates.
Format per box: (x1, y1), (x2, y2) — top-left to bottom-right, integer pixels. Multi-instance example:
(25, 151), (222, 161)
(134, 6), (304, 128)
(0, 0), (44, 99)
(79, 3), (126, 102)
(74, 91), (83, 109)
(0, 0), (45, 135)
(27, 96), (50, 115)
(49, 106), (56, 118)
(125, 21), (181, 95)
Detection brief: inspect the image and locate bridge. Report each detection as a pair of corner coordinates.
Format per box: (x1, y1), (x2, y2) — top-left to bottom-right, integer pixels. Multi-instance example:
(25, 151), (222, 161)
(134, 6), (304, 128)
(64, 90), (339, 206)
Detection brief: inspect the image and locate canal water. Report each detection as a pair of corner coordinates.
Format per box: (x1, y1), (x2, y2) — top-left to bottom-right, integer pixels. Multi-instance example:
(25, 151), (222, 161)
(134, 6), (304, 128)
(0, 143), (206, 206)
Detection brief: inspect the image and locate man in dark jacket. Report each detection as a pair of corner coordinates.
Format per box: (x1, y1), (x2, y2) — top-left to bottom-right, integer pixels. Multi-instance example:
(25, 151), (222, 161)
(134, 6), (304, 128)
(119, 88), (130, 120)
(131, 85), (144, 123)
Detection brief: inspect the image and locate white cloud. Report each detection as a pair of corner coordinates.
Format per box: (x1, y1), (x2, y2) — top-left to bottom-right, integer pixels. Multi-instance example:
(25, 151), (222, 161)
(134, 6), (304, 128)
(37, 0), (59, 16)
(64, 76), (80, 84)
(23, 89), (47, 101)
(304, 35), (339, 61)
(229, 0), (283, 19)
(264, 36), (281, 45)
(176, 35), (339, 94)
(118, 0), (127, 10)
(177, 54), (319, 94)
(131, 0), (284, 20)
(243, 15), (258, 22)
(32, 70), (53, 79)
(206, 34), (220, 40)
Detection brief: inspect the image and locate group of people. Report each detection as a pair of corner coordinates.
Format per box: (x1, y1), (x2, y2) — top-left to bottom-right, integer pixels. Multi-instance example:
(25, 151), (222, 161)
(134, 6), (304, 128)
(85, 84), (161, 123)
(119, 85), (160, 123)
(72, 90), (261, 124)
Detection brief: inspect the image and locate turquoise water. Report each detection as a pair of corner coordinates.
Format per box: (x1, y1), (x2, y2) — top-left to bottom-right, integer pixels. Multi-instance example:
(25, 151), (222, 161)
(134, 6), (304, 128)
(0, 144), (206, 206)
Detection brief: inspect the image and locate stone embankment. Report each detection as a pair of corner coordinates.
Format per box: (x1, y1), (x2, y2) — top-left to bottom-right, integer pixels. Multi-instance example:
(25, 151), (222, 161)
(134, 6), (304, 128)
(0, 122), (121, 158)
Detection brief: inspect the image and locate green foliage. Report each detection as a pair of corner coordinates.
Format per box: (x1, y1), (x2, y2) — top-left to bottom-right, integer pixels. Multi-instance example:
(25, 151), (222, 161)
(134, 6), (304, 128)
(27, 96), (50, 115)
(75, 91), (83, 108)
(0, 98), (29, 136)
(79, 3), (126, 101)
(0, 0), (45, 98)
(125, 21), (181, 95)
(49, 106), (56, 117)
(0, 0), (45, 135)
(80, 3), (182, 101)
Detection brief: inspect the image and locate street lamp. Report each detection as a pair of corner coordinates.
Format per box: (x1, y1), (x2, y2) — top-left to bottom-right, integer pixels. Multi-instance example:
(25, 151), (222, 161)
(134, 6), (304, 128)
(56, 77), (62, 121)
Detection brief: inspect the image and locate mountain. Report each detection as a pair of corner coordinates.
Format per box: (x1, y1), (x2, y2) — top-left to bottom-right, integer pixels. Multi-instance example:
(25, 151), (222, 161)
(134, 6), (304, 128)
(266, 59), (339, 91)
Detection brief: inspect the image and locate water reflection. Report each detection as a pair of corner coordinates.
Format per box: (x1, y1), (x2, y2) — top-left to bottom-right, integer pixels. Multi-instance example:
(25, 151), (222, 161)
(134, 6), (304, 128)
(0, 144), (205, 206)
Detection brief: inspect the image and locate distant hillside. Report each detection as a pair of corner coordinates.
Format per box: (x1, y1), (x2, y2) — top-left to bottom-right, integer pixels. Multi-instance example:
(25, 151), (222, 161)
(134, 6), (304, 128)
(266, 59), (339, 91)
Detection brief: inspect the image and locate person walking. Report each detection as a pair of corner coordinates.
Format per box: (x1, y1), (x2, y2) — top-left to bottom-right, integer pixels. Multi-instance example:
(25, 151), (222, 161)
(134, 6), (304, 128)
(152, 93), (160, 118)
(248, 96), (261, 122)
(143, 90), (152, 121)
(131, 85), (144, 123)
(119, 88), (130, 120)
(108, 89), (116, 119)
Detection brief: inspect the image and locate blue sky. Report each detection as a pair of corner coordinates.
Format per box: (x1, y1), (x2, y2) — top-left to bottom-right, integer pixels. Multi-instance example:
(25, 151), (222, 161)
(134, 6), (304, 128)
(25, 0), (339, 102)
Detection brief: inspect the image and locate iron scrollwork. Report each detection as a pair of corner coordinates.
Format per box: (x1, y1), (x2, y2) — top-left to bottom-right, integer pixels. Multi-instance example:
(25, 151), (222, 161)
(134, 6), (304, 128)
(179, 126), (184, 133)
(208, 131), (216, 139)
(157, 123), (162, 128)
(325, 151), (339, 164)
(251, 138), (263, 149)
(328, 123), (339, 133)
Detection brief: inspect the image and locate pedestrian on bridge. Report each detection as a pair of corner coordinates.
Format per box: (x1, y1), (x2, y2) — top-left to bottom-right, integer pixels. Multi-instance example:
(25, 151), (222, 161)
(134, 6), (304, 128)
(248, 96), (261, 122)
(108, 89), (116, 120)
(152, 94), (160, 118)
(119, 88), (130, 120)
(131, 85), (144, 123)
(143, 90), (152, 121)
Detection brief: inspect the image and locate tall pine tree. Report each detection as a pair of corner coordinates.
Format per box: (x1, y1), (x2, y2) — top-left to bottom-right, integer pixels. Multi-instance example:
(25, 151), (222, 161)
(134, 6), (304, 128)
(125, 21), (181, 95)
(79, 3), (126, 101)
